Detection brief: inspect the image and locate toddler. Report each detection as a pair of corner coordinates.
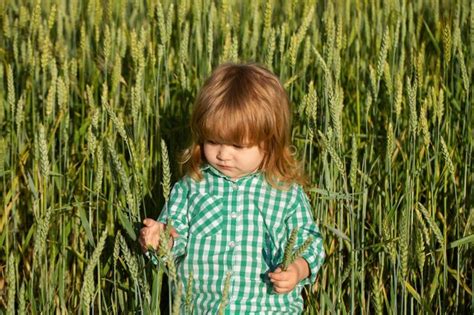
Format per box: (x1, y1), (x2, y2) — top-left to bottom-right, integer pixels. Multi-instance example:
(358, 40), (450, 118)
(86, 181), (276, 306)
(139, 63), (325, 314)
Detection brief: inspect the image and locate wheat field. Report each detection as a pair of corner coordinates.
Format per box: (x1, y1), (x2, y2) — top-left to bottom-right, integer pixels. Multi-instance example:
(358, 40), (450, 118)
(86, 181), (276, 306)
(0, 0), (472, 314)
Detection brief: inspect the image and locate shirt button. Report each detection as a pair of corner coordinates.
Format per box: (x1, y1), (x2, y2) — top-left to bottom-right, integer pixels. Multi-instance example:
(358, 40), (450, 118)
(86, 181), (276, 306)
(229, 241), (236, 248)
(231, 212), (237, 219)
(232, 184), (239, 190)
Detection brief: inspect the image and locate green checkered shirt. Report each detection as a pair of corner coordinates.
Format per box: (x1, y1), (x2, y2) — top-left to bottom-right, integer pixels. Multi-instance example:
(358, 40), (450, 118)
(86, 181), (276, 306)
(158, 165), (325, 314)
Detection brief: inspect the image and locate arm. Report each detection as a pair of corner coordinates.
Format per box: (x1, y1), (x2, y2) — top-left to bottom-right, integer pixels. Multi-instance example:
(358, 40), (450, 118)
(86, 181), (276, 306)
(270, 185), (325, 293)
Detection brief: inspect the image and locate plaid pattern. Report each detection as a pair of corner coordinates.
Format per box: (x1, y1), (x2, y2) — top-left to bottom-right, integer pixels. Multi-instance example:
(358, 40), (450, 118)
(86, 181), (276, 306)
(158, 165), (325, 314)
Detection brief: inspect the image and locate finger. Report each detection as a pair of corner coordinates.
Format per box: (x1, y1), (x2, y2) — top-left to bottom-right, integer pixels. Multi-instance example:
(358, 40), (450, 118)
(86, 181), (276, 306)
(269, 271), (287, 282)
(170, 227), (179, 238)
(272, 279), (290, 288)
(143, 218), (155, 226)
(273, 286), (290, 294)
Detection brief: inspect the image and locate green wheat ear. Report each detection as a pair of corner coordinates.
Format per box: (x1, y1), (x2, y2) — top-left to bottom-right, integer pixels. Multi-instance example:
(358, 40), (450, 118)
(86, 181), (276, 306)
(281, 228), (312, 271)
(281, 228), (298, 270)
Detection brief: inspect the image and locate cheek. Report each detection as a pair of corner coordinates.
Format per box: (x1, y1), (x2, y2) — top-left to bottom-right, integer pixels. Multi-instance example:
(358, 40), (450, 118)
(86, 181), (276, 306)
(250, 150), (265, 166)
(203, 145), (217, 161)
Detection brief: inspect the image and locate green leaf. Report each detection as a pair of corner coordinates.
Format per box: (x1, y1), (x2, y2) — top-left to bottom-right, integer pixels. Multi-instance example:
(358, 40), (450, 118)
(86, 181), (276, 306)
(118, 208), (137, 241)
(78, 204), (95, 246)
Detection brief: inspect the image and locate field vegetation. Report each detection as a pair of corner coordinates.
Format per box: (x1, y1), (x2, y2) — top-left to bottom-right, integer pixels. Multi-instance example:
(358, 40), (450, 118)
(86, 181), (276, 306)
(0, 0), (472, 313)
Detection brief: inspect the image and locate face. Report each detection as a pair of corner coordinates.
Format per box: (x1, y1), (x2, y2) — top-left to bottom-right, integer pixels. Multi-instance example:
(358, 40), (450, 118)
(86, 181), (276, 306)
(203, 141), (265, 180)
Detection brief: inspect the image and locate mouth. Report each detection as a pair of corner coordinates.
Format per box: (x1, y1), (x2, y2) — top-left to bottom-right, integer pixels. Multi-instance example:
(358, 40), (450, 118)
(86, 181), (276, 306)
(217, 164), (233, 170)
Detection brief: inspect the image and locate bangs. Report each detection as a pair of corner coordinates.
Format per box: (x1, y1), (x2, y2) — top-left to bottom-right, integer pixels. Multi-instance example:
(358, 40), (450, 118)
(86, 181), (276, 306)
(198, 98), (272, 146)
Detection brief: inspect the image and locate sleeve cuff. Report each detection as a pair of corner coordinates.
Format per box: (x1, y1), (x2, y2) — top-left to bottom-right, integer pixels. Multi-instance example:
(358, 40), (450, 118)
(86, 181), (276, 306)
(301, 237), (325, 284)
(171, 235), (186, 257)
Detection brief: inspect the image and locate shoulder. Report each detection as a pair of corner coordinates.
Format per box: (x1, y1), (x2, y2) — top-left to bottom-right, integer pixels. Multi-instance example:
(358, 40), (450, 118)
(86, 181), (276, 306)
(262, 179), (307, 203)
(283, 183), (311, 211)
(173, 171), (211, 194)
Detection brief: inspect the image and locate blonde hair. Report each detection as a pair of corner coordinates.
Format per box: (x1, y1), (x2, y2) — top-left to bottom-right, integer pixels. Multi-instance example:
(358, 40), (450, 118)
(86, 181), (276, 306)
(181, 63), (306, 188)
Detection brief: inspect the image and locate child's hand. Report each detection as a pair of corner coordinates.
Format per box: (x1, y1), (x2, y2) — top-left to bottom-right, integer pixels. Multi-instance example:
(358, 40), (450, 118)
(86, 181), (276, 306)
(268, 257), (310, 294)
(138, 218), (178, 253)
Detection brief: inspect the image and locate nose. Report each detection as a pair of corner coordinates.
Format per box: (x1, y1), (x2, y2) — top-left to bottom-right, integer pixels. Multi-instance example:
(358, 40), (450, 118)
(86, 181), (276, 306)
(216, 145), (231, 161)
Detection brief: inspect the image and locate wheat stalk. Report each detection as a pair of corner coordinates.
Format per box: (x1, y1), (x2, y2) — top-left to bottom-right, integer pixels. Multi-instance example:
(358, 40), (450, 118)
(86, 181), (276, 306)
(33, 206), (52, 262)
(161, 139), (171, 201)
(103, 24), (111, 67)
(177, 0), (188, 28)
(382, 216), (396, 263)
(179, 22), (190, 64)
(329, 84), (344, 145)
(119, 234), (140, 286)
(407, 77), (417, 135)
(207, 3), (215, 72)
(112, 53), (122, 92)
(383, 61), (392, 99)
(303, 36), (312, 71)
(16, 94), (25, 135)
(165, 4), (174, 45)
(230, 35), (239, 62)
(172, 280), (183, 315)
(386, 121), (395, 167)
(318, 130), (347, 182)
(87, 126), (97, 159)
(371, 273), (383, 315)
(0, 137), (5, 174)
(156, 1), (167, 45)
(106, 139), (135, 215)
(443, 24), (451, 66)
(263, 0), (273, 41)
(279, 23), (287, 57)
(440, 136), (455, 180)
(57, 76), (68, 110)
(456, 42), (470, 93)
(265, 27), (276, 70)
(417, 203), (444, 246)
(414, 205), (431, 247)
(113, 230), (121, 273)
(324, 2), (335, 66)
(436, 87), (444, 124)
(7, 64), (15, 118)
(415, 43), (425, 88)
(38, 124), (50, 179)
(350, 136), (358, 189)
(393, 72), (403, 120)
(94, 143), (104, 193)
(7, 252), (16, 314)
(218, 272), (232, 315)
(419, 98), (430, 147)
(18, 281), (25, 315)
(45, 80), (56, 118)
(399, 205), (409, 280)
(185, 272), (194, 314)
(80, 229), (108, 307)
(376, 27), (390, 95)
(415, 224), (425, 271)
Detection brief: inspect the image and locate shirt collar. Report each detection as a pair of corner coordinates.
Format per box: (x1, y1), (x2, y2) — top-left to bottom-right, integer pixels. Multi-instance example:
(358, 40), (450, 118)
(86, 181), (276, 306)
(202, 164), (261, 182)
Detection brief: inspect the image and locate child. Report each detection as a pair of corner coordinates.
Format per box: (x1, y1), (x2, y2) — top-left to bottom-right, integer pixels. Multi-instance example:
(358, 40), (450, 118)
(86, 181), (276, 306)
(139, 63), (325, 314)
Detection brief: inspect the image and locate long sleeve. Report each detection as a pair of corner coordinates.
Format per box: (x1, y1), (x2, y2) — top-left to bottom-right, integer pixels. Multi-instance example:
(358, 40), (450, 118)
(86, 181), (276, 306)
(285, 185), (325, 285)
(158, 179), (190, 258)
